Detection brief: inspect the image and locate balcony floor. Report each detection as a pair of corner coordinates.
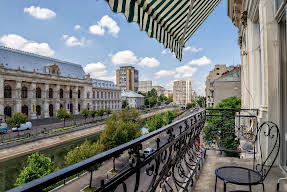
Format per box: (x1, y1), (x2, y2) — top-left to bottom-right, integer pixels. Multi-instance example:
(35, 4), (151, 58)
(195, 150), (287, 192)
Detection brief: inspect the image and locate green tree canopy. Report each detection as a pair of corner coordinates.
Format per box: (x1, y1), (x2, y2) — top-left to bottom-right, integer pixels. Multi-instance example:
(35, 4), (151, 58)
(56, 108), (72, 127)
(80, 108), (90, 119)
(15, 153), (58, 186)
(6, 112), (28, 127)
(122, 100), (129, 108)
(203, 96), (241, 157)
(145, 114), (165, 133)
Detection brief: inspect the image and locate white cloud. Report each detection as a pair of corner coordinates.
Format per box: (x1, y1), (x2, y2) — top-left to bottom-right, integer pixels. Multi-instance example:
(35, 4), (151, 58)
(24, 6), (56, 20)
(111, 50), (138, 65)
(188, 56), (211, 66)
(98, 75), (116, 83)
(138, 57), (160, 68)
(192, 80), (206, 96)
(155, 70), (175, 79)
(0, 34), (54, 56)
(175, 65), (197, 78)
(74, 25), (81, 30)
(84, 62), (107, 77)
(63, 35), (87, 47)
(161, 50), (167, 54)
(183, 46), (203, 53)
(89, 15), (120, 37)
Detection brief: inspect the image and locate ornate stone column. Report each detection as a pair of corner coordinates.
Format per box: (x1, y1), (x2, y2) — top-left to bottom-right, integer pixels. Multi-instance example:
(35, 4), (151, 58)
(74, 86), (79, 115)
(0, 76), (4, 121)
(55, 84), (60, 114)
(15, 81), (22, 113)
(29, 82), (37, 119)
(65, 86), (70, 112)
(43, 84), (50, 118)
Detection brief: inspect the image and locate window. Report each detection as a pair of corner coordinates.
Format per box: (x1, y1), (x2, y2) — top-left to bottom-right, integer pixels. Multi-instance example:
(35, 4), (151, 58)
(87, 92), (90, 99)
(70, 104), (73, 114)
(21, 86), (28, 98)
(36, 105), (41, 116)
(97, 92), (99, 99)
(216, 67), (220, 70)
(78, 90), (81, 99)
(69, 89), (73, 99)
(49, 104), (53, 117)
(4, 106), (12, 117)
(78, 104), (81, 112)
(4, 85), (12, 98)
(21, 105), (28, 116)
(60, 89), (64, 99)
(60, 104), (63, 109)
(36, 87), (41, 98)
(49, 88), (53, 99)
(216, 73), (220, 75)
(93, 91), (95, 99)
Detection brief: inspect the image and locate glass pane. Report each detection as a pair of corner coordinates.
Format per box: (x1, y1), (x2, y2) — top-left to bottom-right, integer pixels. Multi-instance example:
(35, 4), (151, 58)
(276, 0), (284, 11)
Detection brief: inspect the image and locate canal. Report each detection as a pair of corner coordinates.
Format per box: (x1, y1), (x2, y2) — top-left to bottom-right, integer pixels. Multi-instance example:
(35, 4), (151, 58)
(0, 132), (101, 192)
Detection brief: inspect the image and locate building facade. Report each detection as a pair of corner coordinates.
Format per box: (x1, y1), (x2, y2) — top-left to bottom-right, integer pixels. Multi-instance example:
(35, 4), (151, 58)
(0, 46), (121, 121)
(121, 90), (144, 109)
(116, 66), (139, 92)
(228, 0), (287, 166)
(173, 80), (192, 105)
(212, 67), (241, 106)
(164, 90), (173, 98)
(206, 64), (228, 107)
(152, 86), (165, 96)
(138, 80), (152, 93)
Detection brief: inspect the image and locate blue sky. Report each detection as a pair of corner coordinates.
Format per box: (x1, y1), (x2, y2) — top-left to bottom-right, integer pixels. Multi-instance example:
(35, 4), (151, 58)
(0, 0), (240, 96)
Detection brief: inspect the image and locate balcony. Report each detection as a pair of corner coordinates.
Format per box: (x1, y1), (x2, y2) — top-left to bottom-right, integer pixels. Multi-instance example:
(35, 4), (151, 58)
(7, 108), (287, 192)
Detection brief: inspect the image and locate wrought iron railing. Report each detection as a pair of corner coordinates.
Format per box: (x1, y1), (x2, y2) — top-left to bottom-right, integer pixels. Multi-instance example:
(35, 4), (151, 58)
(8, 108), (206, 192)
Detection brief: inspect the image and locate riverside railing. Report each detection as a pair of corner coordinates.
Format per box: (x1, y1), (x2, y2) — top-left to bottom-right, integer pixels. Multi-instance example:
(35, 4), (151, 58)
(8, 108), (206, 192)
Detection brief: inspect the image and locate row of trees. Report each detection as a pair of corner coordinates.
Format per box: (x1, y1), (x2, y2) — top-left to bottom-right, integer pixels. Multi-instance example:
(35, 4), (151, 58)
(15, 108), (141, 189)
(145, 111), (177, 132)
(138, 88), (173, 108)
(186, 96), (206, 109)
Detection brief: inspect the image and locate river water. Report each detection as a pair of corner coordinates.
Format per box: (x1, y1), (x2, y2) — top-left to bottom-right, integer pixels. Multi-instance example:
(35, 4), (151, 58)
(0, 133), (101, 192)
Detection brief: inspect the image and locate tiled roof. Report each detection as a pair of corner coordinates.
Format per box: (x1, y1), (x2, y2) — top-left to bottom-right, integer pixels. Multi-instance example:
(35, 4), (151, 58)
(121, 90), (145, 98)
(92, 79), (119, 89)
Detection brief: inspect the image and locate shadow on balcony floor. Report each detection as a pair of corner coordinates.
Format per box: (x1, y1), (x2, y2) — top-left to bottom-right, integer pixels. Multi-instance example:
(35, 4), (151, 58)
(194, 150), (287, 192)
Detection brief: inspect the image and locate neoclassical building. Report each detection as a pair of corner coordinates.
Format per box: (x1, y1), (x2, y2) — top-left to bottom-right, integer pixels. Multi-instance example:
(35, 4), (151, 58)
(0, 46), (121, 121)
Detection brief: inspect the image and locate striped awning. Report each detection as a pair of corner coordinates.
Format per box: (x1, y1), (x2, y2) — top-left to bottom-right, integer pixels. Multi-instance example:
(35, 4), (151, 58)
(106, 0), (221, 61)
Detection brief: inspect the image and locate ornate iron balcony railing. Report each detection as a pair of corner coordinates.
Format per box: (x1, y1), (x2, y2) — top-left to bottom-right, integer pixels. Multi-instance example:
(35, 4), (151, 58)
(8, 108), (206, 192)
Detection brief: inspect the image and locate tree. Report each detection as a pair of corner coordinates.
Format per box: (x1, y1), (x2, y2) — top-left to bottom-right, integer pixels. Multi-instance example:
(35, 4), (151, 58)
(80, 108), (90, 123)
(163, 111), (176, 125)
(89, 110), (97, 121)
(122, 100), (129, 108)
(138, 91), (146, 97)
(97, 109), (105, 118)
(105, 108), (112, 114)
(56, 108), (72, 127)
(147, 88), (157, 97)
(195, 96), (206, 108)
(64, 140), (102, 188)
(6, 112), (28, 128)
(186, 103), (195, 109)
(166, 94), (173, 104)
(203, 96), (241, 157)
(145, 114), (165, 132)
(15, 153), (58, 186)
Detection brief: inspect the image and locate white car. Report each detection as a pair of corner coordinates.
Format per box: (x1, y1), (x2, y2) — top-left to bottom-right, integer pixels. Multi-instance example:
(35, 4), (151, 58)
(12, 122), (32, 132)
(143, 148), (155, 157)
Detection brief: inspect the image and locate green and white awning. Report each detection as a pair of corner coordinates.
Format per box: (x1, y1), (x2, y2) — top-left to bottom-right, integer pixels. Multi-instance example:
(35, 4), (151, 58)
(106, 0), (221, 61)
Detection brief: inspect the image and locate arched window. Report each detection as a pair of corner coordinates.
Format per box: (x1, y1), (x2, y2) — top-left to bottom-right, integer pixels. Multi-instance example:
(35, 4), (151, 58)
(49, 104), (53, 117)
(87, 103), (90, 110)
(21, 86), (28, 98)
(49, 88), (53, 99)
(36, 105), (41, 116)
(36, 87), (41, 98)
(60, 89), (64, 99)
(60, 104), (63, 109)
(78, 104), (81, 112)
(4, 106), (12, 117)
(70, 104), (73, 114)
(78, 90), (81, 99)
(69, 90), (73, 99)
(4, 85), (12, 98)
(21, 105), (28, 116)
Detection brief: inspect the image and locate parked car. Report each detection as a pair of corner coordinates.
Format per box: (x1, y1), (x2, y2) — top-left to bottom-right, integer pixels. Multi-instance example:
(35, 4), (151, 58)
(143, 148), (155, 157)
(0, 123), (8, 134)
(12, 122), (32, 132)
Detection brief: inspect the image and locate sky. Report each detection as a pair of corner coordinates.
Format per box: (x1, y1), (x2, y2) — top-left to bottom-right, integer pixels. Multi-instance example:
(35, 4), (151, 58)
(0, 0), (240, 96)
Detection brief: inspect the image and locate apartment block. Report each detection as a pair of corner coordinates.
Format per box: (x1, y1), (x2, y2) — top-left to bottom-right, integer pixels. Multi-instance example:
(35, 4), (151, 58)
(173, 80), (192, 105)
(116, 66), (139, 92)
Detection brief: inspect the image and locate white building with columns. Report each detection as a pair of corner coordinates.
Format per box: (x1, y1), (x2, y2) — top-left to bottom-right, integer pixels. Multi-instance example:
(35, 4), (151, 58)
(228, 0), (287, 166)
(0, 46), (121, 121)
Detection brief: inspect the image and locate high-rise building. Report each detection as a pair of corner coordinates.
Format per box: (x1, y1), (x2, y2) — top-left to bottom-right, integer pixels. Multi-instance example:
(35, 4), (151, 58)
(173, 80), (192, 105)
(152, 86), (165, 96)
(205, 65), (228, 107)
(116, 66), (139, 92)
(138, 80), (152, 93)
